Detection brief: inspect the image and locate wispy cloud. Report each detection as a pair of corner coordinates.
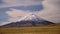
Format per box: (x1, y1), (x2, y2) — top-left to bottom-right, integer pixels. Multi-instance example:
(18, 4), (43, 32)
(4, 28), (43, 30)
(6, 8), (31, 23)
(36, 0), (60, 23)
(0, 0), (43, 8)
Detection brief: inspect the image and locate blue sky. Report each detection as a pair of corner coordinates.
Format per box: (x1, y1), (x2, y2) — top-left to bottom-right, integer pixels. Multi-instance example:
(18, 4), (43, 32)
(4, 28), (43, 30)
(0, 0), (60, 26)
(0, 0), (44, 25)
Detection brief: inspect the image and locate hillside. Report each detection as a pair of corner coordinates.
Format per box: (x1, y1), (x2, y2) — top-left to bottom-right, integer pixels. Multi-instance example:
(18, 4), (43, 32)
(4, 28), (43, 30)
(0, 24), (60, 34)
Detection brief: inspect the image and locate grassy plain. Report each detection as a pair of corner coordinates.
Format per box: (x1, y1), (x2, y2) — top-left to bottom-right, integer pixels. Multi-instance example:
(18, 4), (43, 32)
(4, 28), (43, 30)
(0, 24), (60, 34)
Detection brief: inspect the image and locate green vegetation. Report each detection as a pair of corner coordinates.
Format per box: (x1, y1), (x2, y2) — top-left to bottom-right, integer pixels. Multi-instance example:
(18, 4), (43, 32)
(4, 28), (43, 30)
(0, 24), (60, 34)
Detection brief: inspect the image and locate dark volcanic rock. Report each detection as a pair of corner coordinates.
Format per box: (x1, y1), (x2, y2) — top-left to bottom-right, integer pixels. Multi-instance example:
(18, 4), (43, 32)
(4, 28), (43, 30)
(1, 20), (54, 27)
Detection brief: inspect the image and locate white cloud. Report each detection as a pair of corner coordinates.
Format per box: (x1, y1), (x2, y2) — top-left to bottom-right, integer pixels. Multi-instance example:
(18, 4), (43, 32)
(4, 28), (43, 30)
(36, 0), (60, 23)
(0, 0), (43, 8)
(6, 8), (32, 22)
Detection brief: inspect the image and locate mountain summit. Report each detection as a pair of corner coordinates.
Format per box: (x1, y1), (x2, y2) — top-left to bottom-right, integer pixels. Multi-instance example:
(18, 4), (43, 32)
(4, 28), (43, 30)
(1, 14), (54, 27)
(17, 14), (41, 21)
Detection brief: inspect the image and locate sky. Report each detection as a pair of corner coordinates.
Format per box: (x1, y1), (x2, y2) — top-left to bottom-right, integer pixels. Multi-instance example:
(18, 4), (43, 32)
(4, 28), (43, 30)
(0, 0), (60, 26)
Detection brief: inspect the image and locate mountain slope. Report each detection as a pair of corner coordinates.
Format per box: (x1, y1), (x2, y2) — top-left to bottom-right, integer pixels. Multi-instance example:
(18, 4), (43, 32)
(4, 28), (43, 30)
(1, 14), (54, 27)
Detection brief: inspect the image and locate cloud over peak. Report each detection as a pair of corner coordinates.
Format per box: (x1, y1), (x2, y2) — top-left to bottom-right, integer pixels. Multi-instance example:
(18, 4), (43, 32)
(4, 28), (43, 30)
(6, 8), (31, 22)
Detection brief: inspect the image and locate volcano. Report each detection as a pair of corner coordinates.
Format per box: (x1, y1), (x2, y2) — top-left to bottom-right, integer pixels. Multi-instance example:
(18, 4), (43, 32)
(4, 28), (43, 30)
(1, 14), (54, 27)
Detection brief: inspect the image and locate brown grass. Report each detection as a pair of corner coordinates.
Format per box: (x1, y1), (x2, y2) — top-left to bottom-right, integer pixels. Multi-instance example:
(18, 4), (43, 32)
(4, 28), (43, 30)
(0, 24), (60, 34)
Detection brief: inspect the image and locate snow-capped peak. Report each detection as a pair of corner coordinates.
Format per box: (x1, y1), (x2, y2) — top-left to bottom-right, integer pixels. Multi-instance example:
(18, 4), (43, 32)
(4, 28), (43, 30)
(17, 13), (40, 21)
